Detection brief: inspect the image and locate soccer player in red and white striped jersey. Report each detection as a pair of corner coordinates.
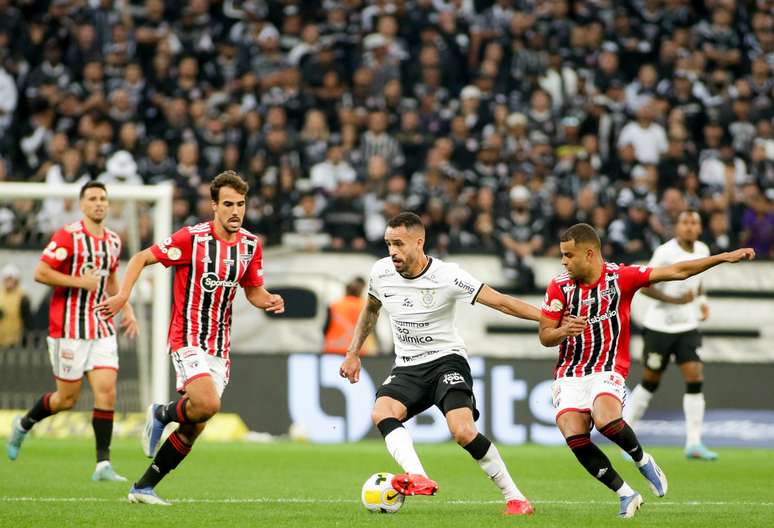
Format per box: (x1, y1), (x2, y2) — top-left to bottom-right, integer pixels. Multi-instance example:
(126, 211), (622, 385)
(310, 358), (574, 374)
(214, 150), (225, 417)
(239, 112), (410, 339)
(6, 181), (139, 483)
(539, 223), (754, 518)
(98, 171), (284, 505)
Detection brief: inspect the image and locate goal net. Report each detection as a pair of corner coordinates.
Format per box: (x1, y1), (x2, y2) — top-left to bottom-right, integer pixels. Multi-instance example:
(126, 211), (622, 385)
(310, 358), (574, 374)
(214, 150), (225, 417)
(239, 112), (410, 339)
(0, 182), (173, 412)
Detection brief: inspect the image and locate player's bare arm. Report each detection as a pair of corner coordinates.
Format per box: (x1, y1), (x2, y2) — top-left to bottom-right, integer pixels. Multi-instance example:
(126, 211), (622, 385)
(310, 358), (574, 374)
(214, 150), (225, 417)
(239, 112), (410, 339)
(34, 260), (100, 291)
(698, 285), (710, 321)
(97, 248), (159, 318)
(244, 285), (285, 313)
(538, 314), (588, 347)
(339, 294), (381, 384)
(649, 248), (755, 284)
(107, 270), (139, 338)
(475, 285), (541, 321)
(639, 287), (694, 305)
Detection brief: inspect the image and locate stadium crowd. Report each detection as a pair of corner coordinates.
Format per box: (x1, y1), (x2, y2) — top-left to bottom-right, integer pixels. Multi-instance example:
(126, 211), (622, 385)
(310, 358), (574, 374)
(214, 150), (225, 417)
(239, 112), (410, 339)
(0, 0), (772, 290)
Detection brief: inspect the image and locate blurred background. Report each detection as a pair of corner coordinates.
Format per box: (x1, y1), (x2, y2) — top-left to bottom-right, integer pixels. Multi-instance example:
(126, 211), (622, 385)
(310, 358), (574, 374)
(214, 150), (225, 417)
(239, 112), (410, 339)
(0, 0), (772, 448)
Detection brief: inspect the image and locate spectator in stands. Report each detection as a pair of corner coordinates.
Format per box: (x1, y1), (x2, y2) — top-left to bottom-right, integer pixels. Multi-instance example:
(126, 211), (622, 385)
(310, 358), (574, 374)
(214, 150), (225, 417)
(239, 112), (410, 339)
(0, 264), (31, 348)
(323, 277), (376, 356)
(617, 103), (668, 165)
(609, 200), (658, 264)
(497, 186), (543, 292)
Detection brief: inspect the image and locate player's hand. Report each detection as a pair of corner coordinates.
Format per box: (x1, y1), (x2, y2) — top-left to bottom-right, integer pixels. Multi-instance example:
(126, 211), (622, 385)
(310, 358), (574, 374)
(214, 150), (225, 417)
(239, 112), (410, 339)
(699, 303), (710, 321)
(724, 248), (756, 262)
(96, 293), (128, 319)
(339, 354), (361, 384)
(675, 291), (695, 304)
(80, 268), (101, 292)
(263, 294), (284, 314)
(120, 304), (139, 338)
(560, 315), (587, 338)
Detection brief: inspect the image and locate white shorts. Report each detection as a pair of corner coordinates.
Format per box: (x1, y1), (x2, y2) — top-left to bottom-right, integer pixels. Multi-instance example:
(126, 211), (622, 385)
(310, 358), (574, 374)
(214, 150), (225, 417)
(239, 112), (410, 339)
(551, 371), (627, 419)
(171, 346), (230, 397)
(47, 335), (119, 382)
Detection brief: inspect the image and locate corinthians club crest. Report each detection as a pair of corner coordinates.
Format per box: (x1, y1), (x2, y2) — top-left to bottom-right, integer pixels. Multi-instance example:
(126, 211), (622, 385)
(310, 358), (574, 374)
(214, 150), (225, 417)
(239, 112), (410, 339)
(420, 289), (436, 308)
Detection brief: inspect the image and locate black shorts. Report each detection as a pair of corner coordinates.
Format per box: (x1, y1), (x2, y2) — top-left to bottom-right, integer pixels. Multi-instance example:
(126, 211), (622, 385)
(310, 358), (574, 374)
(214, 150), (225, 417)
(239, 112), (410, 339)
(641, 328), (702, 372)
(375, 354), (480, 421)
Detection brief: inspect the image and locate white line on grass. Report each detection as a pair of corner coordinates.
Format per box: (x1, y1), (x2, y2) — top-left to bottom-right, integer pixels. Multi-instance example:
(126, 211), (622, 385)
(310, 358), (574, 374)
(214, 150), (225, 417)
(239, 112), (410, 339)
(1, 497), (773, 507)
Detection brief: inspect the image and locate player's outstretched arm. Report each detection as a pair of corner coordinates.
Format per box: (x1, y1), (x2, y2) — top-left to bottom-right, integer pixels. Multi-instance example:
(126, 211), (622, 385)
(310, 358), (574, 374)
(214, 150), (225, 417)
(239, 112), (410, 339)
(339, 295), (381, 384)
(475, 285), (541, 321)
(649, 248), (755, 284)
(539, 314), (587, 347)
(245, 285), (285, 313)
(34, 261), (100, 291)
(96, 248), (158, 318)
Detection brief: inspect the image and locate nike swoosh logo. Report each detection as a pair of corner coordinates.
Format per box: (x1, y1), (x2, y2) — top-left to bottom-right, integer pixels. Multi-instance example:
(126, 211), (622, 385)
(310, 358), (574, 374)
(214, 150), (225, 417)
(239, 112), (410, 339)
(385, 491), (398, 501)
(384, 293), (396, 297)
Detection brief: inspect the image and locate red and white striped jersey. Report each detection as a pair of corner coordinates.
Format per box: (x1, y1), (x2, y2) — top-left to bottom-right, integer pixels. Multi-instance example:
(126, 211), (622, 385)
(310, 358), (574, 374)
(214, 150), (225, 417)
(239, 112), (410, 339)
(151, 222), (264, 359)
(41, 220), (121, 339)
(541, 262), (652, 379)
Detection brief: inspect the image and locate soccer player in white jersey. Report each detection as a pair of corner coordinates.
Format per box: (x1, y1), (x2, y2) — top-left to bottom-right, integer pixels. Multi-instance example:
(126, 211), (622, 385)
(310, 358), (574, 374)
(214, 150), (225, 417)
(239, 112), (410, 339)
(6, 181), (138, 482)
(98, 171), (284, 505)
(339, 212), (541, 516)
(539, 223), (754, 518)
(625, 211), (718, 460)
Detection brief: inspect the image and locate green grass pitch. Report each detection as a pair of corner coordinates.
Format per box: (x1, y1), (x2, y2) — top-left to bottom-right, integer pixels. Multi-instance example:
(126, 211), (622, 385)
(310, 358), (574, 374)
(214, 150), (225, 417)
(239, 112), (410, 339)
(1, 438), (772, 527)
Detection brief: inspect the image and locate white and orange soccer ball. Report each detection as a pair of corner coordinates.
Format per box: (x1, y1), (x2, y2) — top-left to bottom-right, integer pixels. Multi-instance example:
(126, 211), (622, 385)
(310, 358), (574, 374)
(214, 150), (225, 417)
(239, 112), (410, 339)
(361, 472), (405, 513)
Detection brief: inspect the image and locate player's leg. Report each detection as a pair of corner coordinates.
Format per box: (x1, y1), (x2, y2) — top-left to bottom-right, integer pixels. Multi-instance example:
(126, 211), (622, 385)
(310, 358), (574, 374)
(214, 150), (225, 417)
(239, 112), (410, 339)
(7, 337), (86, 460)
(130, 355), (227, 505)
(593, 392), (668, 498)
(679, 356), (717, 460)
(444, 395), (533, 515)
(86, 366), (126, 481)
(625, 329), (670, 429)
(129, 421), (205, 506)
(558, 409), (642, 518)
(372, 396), (433, 485)
(143, 348), (220, 457)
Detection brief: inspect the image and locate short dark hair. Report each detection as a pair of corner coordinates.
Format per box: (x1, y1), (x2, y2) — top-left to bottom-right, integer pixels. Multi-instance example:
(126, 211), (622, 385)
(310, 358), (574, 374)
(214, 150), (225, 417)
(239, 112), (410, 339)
(560, 223), (601, 249)
(678, 209), (701, 220)
(80, 180), (107, 199)
(211, 170), (249, 202)
(386, 212), (424, 232)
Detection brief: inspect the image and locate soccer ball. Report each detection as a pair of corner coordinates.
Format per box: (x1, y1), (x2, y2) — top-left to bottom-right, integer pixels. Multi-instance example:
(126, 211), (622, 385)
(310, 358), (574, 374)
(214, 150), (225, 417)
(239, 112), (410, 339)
(361, 472), (405, 513)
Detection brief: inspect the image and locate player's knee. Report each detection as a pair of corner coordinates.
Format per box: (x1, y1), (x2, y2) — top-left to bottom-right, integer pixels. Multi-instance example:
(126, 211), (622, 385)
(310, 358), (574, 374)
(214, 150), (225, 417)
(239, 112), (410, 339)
(57, 393), (79, 411)
(449, 421), (477, 446)
(95, 388), (117, 407)
(190, 396), (220, 420)
(371, 408), (397, 426)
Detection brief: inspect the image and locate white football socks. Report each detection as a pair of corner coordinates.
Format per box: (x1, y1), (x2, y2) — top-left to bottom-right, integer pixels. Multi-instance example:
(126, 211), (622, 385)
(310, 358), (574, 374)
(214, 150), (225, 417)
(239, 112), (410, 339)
(383, 427), (427, 476)
(616, 482), (636, 498)
(683, 393), (706, 447)
(624, 384), (653, 429)
(475, 443), (526, 501)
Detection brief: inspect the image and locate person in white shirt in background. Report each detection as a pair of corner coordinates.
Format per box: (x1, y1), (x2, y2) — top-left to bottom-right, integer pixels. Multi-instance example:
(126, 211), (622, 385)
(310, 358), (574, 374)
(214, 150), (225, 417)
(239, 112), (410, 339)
(625, 210), (718, 460)
(617, 102), (668, 165)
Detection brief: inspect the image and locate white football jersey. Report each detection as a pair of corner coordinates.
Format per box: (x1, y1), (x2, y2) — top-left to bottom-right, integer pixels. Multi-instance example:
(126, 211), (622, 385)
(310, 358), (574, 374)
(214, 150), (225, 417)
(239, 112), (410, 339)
(368, 256), (484, 366)
(642, 239), (710, 333)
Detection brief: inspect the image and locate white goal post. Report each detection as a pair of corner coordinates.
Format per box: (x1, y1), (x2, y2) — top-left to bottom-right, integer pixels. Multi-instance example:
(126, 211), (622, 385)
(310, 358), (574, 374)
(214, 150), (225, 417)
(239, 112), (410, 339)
(0, 182), (174, 405)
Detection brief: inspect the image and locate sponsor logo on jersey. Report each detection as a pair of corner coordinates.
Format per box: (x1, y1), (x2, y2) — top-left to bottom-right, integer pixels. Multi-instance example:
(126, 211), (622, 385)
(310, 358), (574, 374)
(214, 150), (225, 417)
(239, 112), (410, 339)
(382, 375), (395, 385)
(61, 350), (75, 360)
(55, 247), (68, 261)
(442, 372), (465, 385)
(600, 287), (616, 300)
(401, 298), (414, 308)
(587, 310), (617, 325)
(200, 272), (239, 292)
(646, 352), (663, 370)
(453, 278), (475, 295)
(543, 298), (564, 312)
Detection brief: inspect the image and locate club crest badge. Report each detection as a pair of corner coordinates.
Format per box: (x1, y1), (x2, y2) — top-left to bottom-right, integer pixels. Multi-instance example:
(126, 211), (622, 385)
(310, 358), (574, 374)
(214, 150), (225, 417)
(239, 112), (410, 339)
(420, 289), (436, 308)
